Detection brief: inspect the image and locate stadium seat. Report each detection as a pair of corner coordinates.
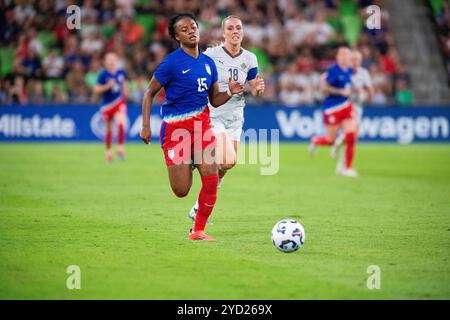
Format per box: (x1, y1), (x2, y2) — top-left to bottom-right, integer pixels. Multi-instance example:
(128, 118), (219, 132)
(44, 80), (67, 99)
(326, 13), (342, 34)
(249, 47), (269, 72)
(136, 14), (156, 42)
(102, 24), (116, 39)
(0, 46), (14, 77)
(341, 15), (362, 46)
(339, 0), (358, 17)
(38, 31), (56, 56)
(429, 0), (444, 16)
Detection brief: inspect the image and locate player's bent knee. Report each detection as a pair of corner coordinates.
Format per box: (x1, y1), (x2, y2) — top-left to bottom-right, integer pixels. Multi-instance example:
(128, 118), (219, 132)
(172, 187), (190, 198)
(219, 160), (236, 171)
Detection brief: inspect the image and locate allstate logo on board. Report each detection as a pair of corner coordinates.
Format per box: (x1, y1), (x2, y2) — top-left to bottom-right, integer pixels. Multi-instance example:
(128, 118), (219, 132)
(90, 111), (130, 140)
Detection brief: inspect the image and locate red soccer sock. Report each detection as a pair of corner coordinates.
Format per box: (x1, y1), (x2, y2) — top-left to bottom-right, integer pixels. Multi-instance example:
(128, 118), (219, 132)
(345, 132), (356, 169)
(312, 136), (333, 146)
(105, 129), (112, 150)
(193, 174), (219, 232)
(117, 123), (125, 145)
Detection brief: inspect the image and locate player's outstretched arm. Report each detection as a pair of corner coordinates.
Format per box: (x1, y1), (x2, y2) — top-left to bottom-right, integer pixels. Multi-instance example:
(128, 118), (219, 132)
(140, 76), (163, 144)
(208, 79), (244, 108)
(248, 75), (265, 97)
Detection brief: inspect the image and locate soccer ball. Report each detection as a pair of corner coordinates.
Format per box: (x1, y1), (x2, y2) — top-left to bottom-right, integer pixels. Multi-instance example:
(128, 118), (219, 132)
(271, 219), (306, 253)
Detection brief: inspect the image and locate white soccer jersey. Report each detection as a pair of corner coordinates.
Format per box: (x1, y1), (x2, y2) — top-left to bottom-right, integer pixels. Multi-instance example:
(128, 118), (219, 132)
(204, 45), (258, 118)
(351, 67), (373, 107)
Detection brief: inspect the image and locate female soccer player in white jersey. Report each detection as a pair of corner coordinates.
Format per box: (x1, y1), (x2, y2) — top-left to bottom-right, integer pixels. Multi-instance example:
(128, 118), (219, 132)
(189, 15), (265, 221)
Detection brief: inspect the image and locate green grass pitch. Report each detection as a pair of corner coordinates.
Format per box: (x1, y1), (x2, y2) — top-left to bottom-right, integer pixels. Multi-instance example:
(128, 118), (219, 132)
(0, 143), (449, 299)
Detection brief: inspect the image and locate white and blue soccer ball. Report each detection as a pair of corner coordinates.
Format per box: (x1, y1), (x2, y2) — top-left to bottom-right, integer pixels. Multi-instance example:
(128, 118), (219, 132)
(271, 219), (306, 253)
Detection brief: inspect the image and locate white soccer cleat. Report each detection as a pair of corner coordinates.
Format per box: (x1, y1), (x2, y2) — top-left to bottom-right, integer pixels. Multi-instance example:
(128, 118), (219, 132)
(335, 154), (345, 174)
(188, 200), (199, 221)
(330, 135), (345, 159)
(330, 144), (338, 160)
(188, 200), (213, 224)
(338, 168), (358, 178)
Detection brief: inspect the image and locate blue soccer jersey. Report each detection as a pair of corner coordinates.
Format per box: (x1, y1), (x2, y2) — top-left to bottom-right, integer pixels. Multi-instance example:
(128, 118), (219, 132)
(322, 64), (353, 113)
(153, 48), (218, 122)
(97, 69), (127, 106)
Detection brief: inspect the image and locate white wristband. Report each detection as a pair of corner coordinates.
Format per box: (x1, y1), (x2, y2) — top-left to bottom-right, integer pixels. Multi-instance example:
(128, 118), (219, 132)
(226, 88), (232, 97)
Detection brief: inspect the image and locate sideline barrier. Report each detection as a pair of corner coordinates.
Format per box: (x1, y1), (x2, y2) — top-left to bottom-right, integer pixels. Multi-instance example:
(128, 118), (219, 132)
(1, 104), (449, 144)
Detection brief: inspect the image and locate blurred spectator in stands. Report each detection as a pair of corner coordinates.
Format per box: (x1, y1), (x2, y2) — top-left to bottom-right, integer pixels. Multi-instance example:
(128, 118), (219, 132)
(99, 0), (115, 23)
(0, 0), (411, 106)
(0, 79), (10, 104)
(359, 44), (377, 69)
(372, 87), (388, 105)
(379, 48), (398, 76)
(64, 36), (90, 73)
(1, 10), (19, 45)
(395, 79), (414, 105)
(81, 0), (99, 22)
(81, 31), (104, 55)
(66, 61), (89, 101)
(8, 76), (28, 104)
(33, 0), (55, 31)
(117, 0), (136, 17)
(297, 48), (316, 73)
(245, 17), (265, 47)
(131, 45), (151, 76)
(27, 79), (47, 104)
(43, 48), (64, 79)
(298, 63), (322, 103)
(130, 74), (148, 103)
(310, 12), (335, 45)
(13, 0), (35, 25)
(71, 84), (91, 104)
(85, 57), (102, 89)
(286, 12), (313, 47)
(19, 51), (43, 79)
(280, 82), (306, 106)
(15, 34), (29, 60)
(79, 15), (100, 39)
(51, 83), (68, 104)
(27, 28), (43, 57)
(120, 15), (145, 45)
(54, 16), (73, 48)
(369, 63), (391, 99)
(279, 62), (309, 106)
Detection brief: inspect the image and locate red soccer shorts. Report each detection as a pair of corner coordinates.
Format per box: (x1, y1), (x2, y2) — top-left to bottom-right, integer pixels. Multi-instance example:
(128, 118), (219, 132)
(160, 107), (217, 166)
(101, 97), (127, 122)
(323, 103), (354, 126)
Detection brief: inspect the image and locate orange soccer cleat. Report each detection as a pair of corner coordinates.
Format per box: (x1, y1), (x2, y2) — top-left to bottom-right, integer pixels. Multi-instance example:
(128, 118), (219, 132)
(188, 229), (216, 241)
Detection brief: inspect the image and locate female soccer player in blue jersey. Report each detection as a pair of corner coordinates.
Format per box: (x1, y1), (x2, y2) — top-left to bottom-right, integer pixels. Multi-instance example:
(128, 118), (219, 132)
(140, 13), (244, 241)
(309, 47), (359, 177)
(94, 52), (129, 162)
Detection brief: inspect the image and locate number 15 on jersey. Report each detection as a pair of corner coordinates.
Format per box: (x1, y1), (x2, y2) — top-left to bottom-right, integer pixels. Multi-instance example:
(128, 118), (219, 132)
(197, 78), (208, 92)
